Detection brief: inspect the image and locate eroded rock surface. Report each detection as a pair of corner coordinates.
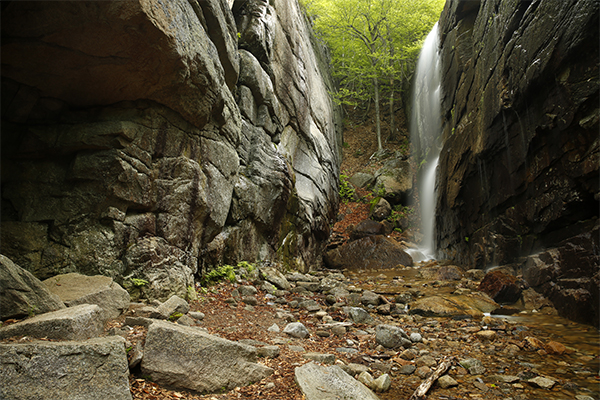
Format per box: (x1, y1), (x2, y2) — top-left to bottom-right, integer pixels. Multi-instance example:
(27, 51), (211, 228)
(0, 336), (131, 400)
(141, 320), (273, 393)
(437, 0), (599, 325)
(0, 255), (65, 320)
(1, 0), (341, 299)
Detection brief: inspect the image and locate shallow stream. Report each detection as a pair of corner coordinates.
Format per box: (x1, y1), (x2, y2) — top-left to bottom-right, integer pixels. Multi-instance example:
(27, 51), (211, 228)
(344, 266), (600, 399)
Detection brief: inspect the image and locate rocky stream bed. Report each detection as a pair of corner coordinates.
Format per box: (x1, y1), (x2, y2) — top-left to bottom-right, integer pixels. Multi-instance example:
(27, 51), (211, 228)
(4, 259), (597, 400)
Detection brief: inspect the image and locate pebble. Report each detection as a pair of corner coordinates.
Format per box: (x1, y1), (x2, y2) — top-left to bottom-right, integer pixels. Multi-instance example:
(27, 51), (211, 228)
(476, 330), (497, 341)
(268, 323), (280, 332)
(358, 371), (375, 388)
(288, 345), (305, 352)
(473, 381), (489, 392)
(188, 311), (205, 320)
(316, 330), (331, 337)
(410, 332), (423, 342)
(372, 374), (391, 392)
(527, 376), (556, 389)
(415, 366), (431, 379)
(438, 374), (459, 388)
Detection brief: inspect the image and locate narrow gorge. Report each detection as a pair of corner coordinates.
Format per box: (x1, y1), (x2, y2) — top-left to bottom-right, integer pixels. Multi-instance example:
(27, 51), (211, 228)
(1, 0), (598, 399)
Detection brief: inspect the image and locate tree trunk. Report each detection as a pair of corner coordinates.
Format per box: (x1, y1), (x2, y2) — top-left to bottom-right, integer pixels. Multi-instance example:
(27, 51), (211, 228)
(373, 76), (382, 152)
(389, 76), (395, 142)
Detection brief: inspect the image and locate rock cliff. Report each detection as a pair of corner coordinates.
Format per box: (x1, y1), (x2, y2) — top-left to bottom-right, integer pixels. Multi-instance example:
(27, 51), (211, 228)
(436, 0), (598, 324)
(1, 0), (341, 300)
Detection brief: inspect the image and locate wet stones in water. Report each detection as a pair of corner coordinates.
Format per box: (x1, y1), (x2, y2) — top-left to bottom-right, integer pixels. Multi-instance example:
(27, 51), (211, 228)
(478, 270), (522, 304)
(438, 375), (459, 388)
(458, 358), (486, 375)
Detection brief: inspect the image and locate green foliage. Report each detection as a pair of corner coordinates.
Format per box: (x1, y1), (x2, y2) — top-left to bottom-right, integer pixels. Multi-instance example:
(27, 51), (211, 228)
(202, 265), (237, 286)
(307, 0), (444, 108)
(339, 174), (356, 202)
(388, 205), (413, 224)
(168, 312), (183, 321)
(130, 278), (149, 287)
(464, 236), (470, 243)
(28, 305), (38, 318)
(237, 261), (256, 274)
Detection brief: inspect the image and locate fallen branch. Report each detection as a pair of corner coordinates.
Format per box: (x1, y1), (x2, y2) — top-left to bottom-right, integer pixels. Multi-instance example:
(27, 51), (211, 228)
(409, 356), (455, 400)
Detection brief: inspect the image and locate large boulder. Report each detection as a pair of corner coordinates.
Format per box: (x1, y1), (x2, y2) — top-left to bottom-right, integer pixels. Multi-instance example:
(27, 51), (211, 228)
(0, 336), (131, 400)
(295, 362), (380, 400)
(0, 304), (105, 341)
(372, 159), (413, 204)
(324, 235), (413, 270)
(43, 272), (129, 321)
(141, 320), (273, 393)
(0, 255), (65, 320)
(478, 270), (522, 304)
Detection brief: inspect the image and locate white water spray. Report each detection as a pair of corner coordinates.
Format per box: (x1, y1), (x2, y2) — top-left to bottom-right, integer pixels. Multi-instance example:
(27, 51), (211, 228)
(410, 23), (442, 261)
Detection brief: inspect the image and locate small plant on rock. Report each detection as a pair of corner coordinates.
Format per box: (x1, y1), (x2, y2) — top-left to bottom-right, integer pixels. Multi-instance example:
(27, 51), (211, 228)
(339, 174), (355, 203)
(168, 312), (183, 322)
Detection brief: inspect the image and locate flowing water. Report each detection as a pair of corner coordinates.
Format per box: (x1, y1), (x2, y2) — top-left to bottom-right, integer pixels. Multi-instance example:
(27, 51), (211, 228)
(345, 267), (600, 399)
(410, 23), (442, 261)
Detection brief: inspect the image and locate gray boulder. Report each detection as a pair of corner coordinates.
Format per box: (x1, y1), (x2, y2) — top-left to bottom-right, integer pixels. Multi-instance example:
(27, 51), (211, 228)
(260, 266), (291, 290)
(345, 307), (375, 325)
(283, 322), (310, 338)
(0, 336), (131, 400)
(0, 254), (65, 320)
(141, 320), (273, 393)
(375, 324), (411, 348)
(0, 304), (105, 340)
(349, 172), (375, 189)
(295, 362), (380, 400)
(156, 295), (190, 318)
(373, 159), (413, 204)
(43, 272), (129, 321)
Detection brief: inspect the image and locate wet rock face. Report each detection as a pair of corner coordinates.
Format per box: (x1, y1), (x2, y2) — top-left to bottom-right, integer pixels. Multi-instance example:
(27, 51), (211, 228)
(1, 0), (341, 295)
(437, 0), (598, 324)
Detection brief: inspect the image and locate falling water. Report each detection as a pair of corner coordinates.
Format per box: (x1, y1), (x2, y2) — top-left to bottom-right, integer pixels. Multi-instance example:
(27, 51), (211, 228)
(410, 23), (442, 261)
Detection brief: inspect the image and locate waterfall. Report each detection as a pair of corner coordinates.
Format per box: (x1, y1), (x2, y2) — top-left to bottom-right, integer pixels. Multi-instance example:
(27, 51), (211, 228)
(410, 23), (442, 262)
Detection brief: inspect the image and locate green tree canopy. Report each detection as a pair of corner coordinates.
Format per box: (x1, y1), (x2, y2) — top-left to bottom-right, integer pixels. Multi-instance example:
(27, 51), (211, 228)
(304, 0), (444, 150)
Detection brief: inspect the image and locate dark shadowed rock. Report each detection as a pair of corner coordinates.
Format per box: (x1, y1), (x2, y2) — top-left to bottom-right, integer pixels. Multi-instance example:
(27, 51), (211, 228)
(0, 336), (131, 400)
(142, 320), (273, 393)
(478, 270), (522, 304)
(324, 235), (413, 270)
(437, 0), (599, 325)
(370, 198), (392, 221)
(0, 255), (64, 320)
(350, 220), (386, 241)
